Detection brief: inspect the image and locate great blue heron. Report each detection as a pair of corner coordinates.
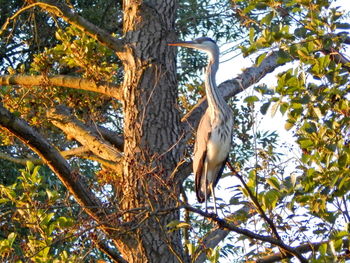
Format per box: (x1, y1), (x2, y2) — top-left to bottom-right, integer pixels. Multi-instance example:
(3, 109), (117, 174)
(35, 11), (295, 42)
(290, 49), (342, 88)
(169, 37), (233, 214)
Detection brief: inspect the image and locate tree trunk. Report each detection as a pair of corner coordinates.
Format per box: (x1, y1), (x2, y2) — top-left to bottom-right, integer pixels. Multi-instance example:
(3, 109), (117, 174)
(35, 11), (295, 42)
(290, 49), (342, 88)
(115, 1), (186, 262)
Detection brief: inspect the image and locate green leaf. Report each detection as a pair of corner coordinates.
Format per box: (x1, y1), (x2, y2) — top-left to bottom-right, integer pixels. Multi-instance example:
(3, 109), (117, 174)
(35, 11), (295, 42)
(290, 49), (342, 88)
(26, 161), (34, 172)
(256, 52), (267, 66)
(277, 50), (292, 64)
(266, 177), (280, 190)
(166, 220), (190, 230)
(244, 95), (259, 103)
(57, 217), (74, 228)
(46, 189), (59, 201)
(263, 189), (280, 210)
(319, 243), (327, 256)
(279, 102), (289, 115)
(338, 153), (348, 168)
(41, 213), (55, 227)
(261, 11), (274, 26)
(206, 246), (221, 263)
(186, 243), (196, 255)
(299, 139), (314, 148)
(285, 120), (295, 130)
(260, 101), (271, 115)
(339, 176), (349, 190)
(0, 198), (9, 204)
(297, 48), (310, 59)
(249, 27), (255, 44)
(7, 233), (16, 247)
(30, 165), (41, 184)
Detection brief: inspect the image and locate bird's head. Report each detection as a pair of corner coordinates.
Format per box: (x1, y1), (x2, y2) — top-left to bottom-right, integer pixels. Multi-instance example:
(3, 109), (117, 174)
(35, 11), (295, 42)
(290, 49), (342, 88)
(168, 37), (219, 59)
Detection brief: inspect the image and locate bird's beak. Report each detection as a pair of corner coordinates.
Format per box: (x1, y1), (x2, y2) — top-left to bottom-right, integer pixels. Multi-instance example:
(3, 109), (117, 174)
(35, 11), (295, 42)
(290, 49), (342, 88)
(168, 41), (197, 48)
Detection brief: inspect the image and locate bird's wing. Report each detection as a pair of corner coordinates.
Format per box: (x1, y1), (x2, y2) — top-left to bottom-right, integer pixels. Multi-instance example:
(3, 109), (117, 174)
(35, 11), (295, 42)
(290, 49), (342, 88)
(193, 110), (211, 203)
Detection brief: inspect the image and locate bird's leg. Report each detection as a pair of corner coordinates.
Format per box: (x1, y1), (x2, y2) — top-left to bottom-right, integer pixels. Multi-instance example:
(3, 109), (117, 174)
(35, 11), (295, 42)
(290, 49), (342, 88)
(204, 162), (208, 213)
(210, 183), (217, 214)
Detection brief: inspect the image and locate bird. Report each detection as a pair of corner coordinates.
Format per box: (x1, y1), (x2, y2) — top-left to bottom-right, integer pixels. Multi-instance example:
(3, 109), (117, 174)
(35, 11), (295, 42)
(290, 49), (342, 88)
(169, 37), (233, 214)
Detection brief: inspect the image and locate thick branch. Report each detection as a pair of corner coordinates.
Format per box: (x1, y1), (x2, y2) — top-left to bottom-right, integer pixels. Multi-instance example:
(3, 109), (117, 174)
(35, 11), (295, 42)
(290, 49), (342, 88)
(34, 0), (125, 53)
(0, 75), (122, 100)
(0, 152), (41, 165)
(47, 105), (123, 166)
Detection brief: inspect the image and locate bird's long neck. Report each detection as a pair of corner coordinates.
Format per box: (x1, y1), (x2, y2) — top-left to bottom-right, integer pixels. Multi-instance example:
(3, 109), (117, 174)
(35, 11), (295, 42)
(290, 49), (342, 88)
(205, 55), (227, 120)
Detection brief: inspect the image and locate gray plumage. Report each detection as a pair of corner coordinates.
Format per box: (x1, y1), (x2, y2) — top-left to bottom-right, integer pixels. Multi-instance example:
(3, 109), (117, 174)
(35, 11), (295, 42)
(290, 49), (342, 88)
(169, 37), (233, 214)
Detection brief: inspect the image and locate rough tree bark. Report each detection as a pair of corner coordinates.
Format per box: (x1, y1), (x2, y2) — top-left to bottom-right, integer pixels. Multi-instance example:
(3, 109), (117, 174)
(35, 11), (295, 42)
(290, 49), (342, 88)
(113, 1), (186, 262)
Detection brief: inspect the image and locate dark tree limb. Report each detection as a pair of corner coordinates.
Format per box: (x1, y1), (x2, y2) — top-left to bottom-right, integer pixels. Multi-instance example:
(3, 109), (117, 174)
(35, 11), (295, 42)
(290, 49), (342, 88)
(184, 205), (308, 263)
(94, 240), (128, 263)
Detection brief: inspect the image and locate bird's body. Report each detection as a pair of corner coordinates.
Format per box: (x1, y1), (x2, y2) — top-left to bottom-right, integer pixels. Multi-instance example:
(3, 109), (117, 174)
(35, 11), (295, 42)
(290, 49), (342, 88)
(194, 109), (232, 202)
(169, 37), (233, 213)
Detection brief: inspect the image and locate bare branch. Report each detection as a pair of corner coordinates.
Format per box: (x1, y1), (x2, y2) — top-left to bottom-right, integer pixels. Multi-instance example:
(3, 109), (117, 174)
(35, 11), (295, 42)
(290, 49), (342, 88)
(0, 152), (42, 165)
(0, 146), (123, 169)
(47, 105), (122, 164)
(0, 3), (43, 36)
(0, 74), (122, 100)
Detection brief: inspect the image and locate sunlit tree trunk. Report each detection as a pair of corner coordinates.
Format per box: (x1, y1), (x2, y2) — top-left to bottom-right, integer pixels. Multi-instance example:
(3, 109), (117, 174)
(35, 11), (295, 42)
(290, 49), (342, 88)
(115, 1), (186, 261)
